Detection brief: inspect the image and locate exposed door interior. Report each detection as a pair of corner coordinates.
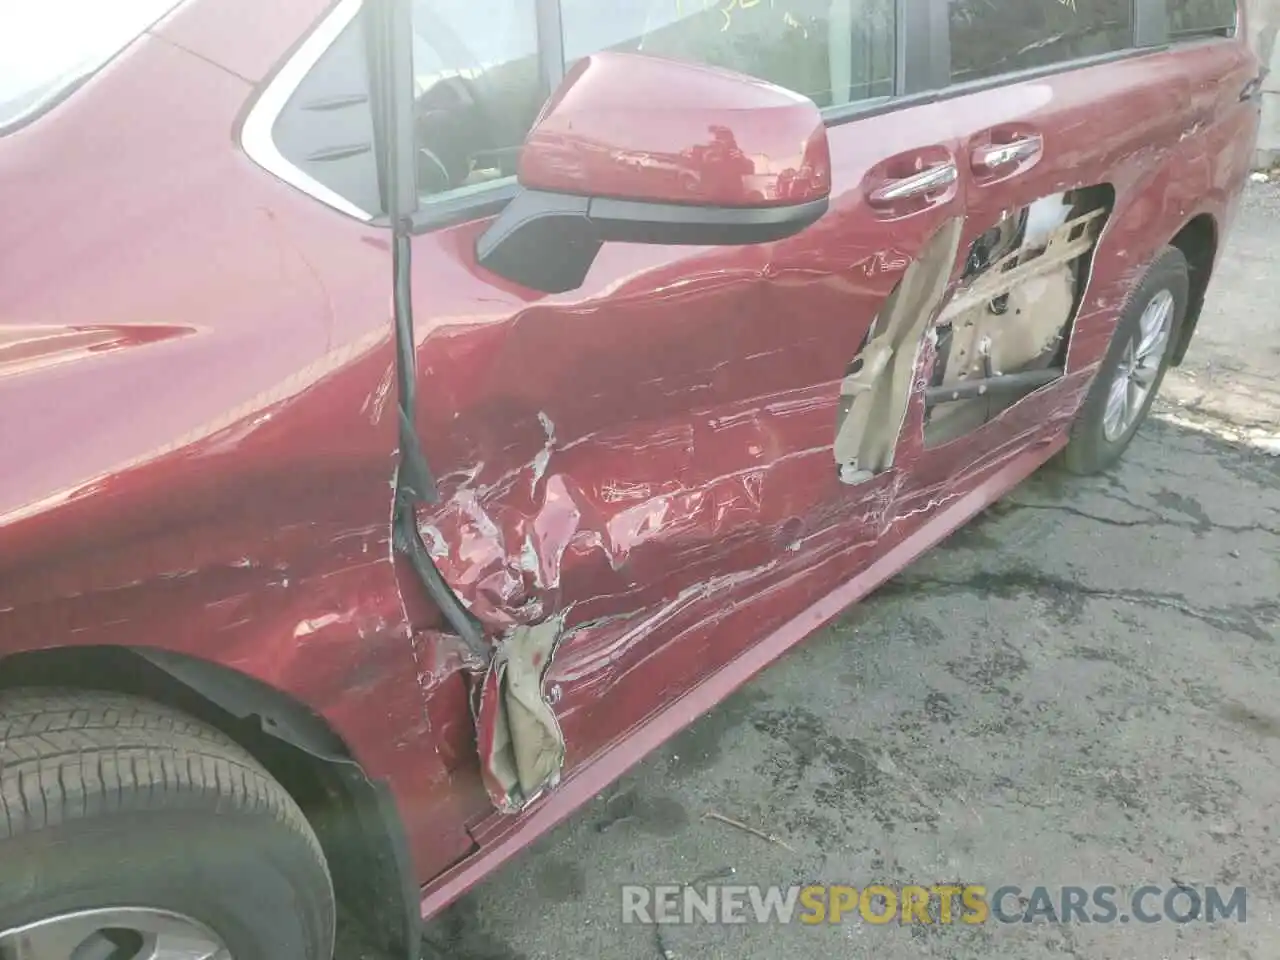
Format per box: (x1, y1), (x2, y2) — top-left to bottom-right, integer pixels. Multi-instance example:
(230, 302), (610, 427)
(925, 185), (1114, 446)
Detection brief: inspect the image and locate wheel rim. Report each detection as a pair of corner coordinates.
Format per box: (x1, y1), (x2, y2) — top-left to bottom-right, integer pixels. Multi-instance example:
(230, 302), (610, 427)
(1102, 288), (1175, 443)
(0, 908), (231, 960)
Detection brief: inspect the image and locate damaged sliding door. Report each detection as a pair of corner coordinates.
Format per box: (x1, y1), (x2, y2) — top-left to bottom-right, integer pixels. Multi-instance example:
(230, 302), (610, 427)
(899, 23), (1196, 504)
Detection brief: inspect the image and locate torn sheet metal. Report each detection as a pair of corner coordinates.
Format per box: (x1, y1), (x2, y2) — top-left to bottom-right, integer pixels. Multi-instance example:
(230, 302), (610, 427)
(406, 122), (970, 816)
(834, 217), (964, 483)
(417, 380), (849, 635)
(473, 615), (567, 811)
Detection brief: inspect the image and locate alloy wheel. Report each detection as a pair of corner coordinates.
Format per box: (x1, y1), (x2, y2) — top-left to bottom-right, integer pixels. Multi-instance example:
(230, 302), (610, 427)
(1102, 288), (1175, 442)
(0, 908), (231, 960)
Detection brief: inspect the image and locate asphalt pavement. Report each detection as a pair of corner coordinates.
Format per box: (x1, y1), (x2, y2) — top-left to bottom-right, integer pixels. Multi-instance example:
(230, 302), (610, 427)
(423, 183), (1280, 960)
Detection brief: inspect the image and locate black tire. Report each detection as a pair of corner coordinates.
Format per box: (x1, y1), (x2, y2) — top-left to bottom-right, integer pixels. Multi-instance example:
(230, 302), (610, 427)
(1060, 245), (1190, 475)
(0, 689), (335, 960)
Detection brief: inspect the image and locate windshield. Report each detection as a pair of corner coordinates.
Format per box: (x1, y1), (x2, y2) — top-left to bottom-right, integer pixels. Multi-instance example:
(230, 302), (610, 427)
(0, 0), (184, 130)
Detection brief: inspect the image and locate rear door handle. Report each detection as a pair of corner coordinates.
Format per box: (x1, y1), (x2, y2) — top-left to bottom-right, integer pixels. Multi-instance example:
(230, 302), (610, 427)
(971, 134), (1044, 174)
(868, 163), (958, 204)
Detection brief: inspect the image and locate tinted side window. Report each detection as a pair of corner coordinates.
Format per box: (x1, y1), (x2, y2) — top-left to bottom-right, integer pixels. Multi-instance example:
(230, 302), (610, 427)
(411, 0), (544, 198)
(949, 0), (1135, 84)
(561, 0), (896, 109)
(1167, 0), (1237, 39)
(271, 8), (382, 218)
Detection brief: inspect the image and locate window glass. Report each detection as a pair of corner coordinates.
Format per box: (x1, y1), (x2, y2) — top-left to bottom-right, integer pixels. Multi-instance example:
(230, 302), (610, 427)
(411, 0), (543, 198)
(948, 0), (1134, 85)
(1167, 0), (1237, 39)
(561, 0), (896, 110)
(271, 5), (382, 218)
(0, 0), (183, 130)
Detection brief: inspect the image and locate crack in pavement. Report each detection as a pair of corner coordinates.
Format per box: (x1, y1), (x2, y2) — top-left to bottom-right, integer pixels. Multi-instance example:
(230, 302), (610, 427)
(1006, 500), (1280, 537)
(885, 569), (1280, 644)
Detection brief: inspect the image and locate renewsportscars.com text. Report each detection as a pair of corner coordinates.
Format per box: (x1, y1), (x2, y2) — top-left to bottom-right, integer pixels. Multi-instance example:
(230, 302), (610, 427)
(621, 883), (1247, 926)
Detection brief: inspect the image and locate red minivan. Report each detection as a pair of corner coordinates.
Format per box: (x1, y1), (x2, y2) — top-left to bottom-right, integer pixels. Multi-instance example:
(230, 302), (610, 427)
(0, 0), (1261, 957)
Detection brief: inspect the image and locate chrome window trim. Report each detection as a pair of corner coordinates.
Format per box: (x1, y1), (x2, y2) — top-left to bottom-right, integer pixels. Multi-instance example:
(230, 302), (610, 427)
(240, 0), (374, 221)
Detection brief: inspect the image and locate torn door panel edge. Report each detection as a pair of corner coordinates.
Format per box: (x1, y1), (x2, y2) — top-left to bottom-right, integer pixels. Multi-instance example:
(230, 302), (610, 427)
(473, 613), (569, 812)
(834, 216), (966, 484)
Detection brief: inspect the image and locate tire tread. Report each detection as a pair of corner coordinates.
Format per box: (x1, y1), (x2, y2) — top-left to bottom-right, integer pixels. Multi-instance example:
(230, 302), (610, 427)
(0, 689), (321, 869)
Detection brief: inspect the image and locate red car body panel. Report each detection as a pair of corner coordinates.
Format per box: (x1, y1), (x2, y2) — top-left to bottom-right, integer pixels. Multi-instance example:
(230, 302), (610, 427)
(0, 4), (482, 878)
(518, 53), (834, 206)
(0, 0), (1258, 919)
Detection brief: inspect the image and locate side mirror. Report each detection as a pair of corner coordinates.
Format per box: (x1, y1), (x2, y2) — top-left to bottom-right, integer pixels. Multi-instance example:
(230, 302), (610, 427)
(477, 52), (832, 294)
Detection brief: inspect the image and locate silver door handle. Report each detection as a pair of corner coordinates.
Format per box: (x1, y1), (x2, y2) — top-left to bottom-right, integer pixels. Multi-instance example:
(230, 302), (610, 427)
(868, 163), (958, 204)
(973, 136), (1043, 171)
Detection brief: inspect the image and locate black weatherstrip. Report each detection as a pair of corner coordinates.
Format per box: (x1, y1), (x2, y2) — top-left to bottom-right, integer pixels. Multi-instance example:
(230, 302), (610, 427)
(369, 0), (488, 655)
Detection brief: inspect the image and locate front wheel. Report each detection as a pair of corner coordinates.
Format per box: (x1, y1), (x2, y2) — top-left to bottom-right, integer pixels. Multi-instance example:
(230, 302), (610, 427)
(1060, 245), (1190, 475)
(0, 690), (336, 960)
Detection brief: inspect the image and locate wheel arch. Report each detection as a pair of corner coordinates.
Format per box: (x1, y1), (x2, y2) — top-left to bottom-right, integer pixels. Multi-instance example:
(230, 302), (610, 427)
(0, 645), (420, 960)
(1167, 212), (1219, 366)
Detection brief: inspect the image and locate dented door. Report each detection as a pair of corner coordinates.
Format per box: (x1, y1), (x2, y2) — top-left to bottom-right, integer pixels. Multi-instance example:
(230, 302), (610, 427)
(898, 47), (1203, 508)
(405, 94), (976, 809)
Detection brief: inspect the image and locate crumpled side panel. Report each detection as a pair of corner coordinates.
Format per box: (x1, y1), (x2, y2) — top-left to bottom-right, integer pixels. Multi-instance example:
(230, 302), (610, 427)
(418, 380), (848, 634)
(406, 108), (971, 809)
(473, 615), (566, 811)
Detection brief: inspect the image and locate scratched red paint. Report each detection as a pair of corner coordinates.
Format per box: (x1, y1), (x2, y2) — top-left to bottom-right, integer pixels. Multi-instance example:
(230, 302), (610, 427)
(0, 0), (1259, 922)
